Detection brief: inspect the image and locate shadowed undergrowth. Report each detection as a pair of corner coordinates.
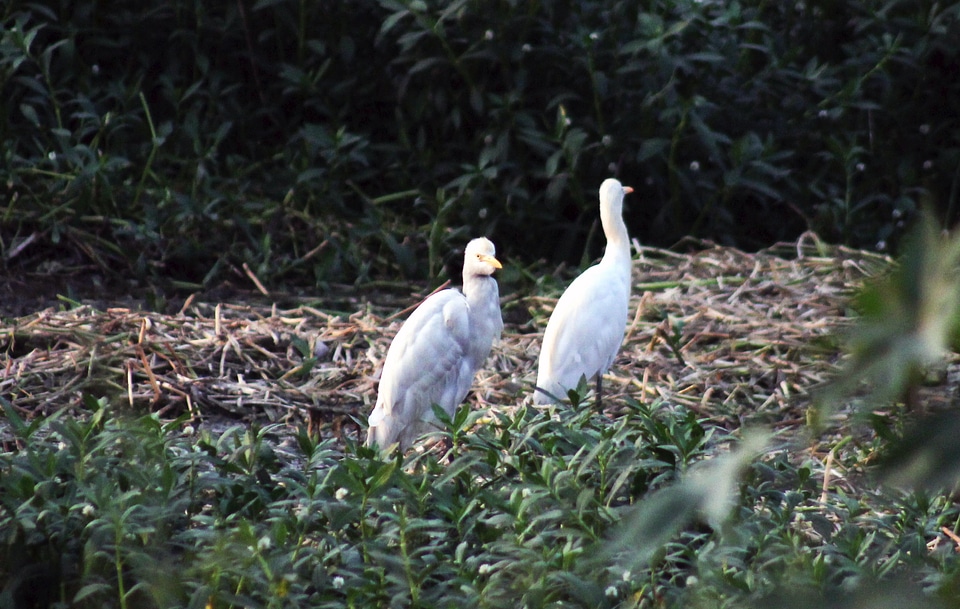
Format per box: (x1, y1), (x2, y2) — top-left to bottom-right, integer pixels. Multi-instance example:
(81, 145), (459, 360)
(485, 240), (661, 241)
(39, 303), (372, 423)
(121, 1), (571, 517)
(3, 0), (958, 287)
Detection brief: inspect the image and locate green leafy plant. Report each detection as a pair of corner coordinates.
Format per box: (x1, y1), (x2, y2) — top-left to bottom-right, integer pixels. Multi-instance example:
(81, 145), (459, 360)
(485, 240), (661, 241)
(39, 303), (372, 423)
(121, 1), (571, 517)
(3, 0), (958, 288)
(4, 378), (960, 608)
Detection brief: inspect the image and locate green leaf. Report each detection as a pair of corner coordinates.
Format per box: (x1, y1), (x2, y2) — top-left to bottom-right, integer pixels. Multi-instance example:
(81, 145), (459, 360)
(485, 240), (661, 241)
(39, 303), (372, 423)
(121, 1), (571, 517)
(545, 150), (562, 177)
(74, 582), (111, 603)
(19, 104), (40, 126)
(638, 138), (669, 162)
(367, 461), (397, 492)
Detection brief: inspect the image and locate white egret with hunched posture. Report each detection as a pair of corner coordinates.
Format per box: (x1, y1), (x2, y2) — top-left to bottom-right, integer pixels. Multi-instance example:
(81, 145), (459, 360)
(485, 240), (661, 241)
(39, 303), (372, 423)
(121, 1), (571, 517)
(534, 178), (634, 405)
(366, 238), (503, 452)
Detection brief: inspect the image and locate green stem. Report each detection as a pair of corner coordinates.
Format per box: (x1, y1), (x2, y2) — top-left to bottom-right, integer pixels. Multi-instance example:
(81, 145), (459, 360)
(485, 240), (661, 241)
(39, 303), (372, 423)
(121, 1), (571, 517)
(668, 107), (689, 230)
(844, 155), (855, 244)
(398, 505), (420, 605)
(371, 189), (421, 205)
(587, 49), (605, 135)
(298, 0), (306, 64)
(408, 2), (477, 95)
(115, 520), (127, 609)
(134, 92), (159, 209)
(943, 155), (960, 226)
(635, 276), (746, 291)
(359, 494), (372, 562)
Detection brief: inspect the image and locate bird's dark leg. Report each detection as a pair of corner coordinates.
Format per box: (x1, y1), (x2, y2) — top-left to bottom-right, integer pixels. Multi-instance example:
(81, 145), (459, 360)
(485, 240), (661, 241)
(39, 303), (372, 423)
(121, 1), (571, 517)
(441, 435), (454, 464)
(595, 374), (603, 409)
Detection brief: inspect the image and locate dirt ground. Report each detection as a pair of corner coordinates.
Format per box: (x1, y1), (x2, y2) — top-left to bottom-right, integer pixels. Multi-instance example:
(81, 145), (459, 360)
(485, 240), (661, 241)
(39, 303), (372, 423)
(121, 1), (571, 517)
(0, 257), (271, 318)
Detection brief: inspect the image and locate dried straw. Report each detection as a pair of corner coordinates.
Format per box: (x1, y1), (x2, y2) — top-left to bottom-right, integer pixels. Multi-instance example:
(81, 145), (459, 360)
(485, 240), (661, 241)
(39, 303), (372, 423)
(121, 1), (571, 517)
(0, 235), (896, 444)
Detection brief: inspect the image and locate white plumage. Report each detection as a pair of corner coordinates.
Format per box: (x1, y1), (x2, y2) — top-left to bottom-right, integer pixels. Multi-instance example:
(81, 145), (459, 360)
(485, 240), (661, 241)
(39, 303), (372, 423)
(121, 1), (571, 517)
(534, 178), (634, 404)
(366, 237), (503, 451)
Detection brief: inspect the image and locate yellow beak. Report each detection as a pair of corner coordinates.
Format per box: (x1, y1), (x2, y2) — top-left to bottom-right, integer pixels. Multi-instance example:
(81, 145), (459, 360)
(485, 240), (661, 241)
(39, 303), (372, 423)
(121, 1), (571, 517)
(479, 254), (502, 270)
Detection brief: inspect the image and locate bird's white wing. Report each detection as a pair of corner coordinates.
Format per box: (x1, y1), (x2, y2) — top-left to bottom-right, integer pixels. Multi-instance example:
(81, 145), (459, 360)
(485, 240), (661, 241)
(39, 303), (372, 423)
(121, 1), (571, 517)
(368, 290), (474, 448)
(538, 265), (630, 394)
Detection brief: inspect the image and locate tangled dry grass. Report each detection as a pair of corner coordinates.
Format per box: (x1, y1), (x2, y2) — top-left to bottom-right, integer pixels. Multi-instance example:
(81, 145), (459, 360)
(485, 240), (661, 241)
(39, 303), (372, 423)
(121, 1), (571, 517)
(0, 235), (893, 445)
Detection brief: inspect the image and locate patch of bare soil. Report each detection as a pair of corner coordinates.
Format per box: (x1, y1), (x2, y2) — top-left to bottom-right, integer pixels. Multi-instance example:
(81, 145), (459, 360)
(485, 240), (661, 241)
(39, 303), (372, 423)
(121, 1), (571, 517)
(1, 235), (933, 450)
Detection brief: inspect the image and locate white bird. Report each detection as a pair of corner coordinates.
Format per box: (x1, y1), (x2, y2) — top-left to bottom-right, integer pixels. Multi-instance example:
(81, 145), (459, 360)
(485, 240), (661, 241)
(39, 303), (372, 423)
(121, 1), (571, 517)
(366, 237), (503, 452)
(534, 178), (634, 405)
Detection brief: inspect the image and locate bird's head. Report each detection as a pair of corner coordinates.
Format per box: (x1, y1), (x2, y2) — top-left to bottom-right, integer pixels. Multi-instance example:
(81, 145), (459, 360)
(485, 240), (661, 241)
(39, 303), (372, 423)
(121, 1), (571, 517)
(464, 237), (502, 277)
(599, 178), (634, 211)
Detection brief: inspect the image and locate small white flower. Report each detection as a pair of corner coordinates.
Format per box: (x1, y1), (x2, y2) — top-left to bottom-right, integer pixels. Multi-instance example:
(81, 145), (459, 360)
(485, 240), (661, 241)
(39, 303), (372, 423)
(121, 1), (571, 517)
(892, 208), (902, 219)
(818, 109), (828, 118)
(521, 44), (532, 53)
(621, 570), (631, 581)
(81, 504), (96, 517)
(257, 535), (272, 551)
(686, 575), (699, 586)
(856, 162), (865, 172)
(923, 160), (933, 170)
(332, 575), (345, 589)
(605, 585), (618, 598)
(484, 30), (494, 41)
(601, 135), (612, 147)
(335, 488), (349, 500)
(183, 425), (195, 436)
(876, 240), (887, 251)
(48, 151), (57, 161)
(690, 161), (700, 171)
(589, 32), (599, 40)
(521, 488), (531, 498)
(478, 207), (488, 219)
(563, 117), (571, 127)
(919, 124), (930, 134)
(478, 563), (492, 575)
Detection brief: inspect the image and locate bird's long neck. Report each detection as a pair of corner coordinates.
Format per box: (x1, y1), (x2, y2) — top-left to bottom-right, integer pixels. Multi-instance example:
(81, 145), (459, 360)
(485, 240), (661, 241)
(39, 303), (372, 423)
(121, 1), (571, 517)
(463, 274), (502, 358)
(600, 198), (631, 267)
(463, 271), (491, 296)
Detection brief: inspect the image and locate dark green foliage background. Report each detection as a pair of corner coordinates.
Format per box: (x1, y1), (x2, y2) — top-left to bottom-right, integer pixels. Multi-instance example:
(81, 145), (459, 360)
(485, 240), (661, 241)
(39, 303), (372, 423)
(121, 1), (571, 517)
(2, 0), (959, 285)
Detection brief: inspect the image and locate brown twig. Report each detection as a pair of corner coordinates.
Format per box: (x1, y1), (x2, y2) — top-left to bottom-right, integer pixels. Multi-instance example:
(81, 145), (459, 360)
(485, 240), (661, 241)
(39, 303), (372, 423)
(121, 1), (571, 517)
(243, 263), (270, 296)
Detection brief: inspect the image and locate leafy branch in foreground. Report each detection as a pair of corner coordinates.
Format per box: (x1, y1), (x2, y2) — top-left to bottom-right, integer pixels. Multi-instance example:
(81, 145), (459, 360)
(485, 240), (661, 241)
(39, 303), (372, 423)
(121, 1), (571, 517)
(811, 211), (960, 492)
(817, 211), (960, 415)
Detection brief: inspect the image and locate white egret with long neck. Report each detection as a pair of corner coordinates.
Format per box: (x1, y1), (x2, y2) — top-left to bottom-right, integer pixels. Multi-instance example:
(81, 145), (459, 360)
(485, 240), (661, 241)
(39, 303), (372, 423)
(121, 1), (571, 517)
(535, 178), (634, 405)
